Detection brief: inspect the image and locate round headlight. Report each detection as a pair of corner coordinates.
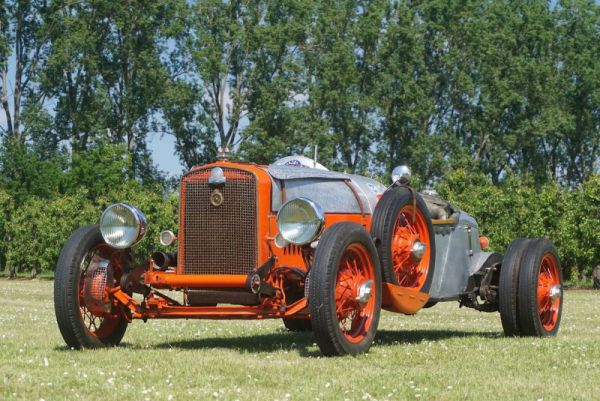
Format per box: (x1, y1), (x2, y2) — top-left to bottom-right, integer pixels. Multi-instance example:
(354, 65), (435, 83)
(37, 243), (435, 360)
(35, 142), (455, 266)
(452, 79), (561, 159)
(277, 198), (324, 245)
(99, 203), (147, 249)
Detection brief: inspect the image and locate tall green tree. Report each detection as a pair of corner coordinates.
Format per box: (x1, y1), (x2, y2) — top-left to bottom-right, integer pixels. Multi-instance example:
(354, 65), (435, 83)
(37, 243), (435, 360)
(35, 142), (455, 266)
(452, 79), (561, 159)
(0, 0), (49, 142)
(302, 0), (386, 173)
(239, 0), (316, 164)
(41, 0), (183, 181)
(167, 0), (313, 168)
(555, 0), (600, 185)
(375, 0), (439, 182)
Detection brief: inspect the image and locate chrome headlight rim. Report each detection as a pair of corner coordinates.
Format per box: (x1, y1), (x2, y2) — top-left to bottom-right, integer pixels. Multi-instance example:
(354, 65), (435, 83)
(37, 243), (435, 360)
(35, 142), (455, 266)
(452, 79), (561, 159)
(99, 203), (147, 249)
(277, 197), (325, 246)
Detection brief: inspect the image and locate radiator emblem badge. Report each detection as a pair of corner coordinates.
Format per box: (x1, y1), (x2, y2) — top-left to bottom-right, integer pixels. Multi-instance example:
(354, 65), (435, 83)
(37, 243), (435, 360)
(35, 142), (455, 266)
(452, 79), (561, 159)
(208, 167), (226, 184)
(210, 189), (224, 207)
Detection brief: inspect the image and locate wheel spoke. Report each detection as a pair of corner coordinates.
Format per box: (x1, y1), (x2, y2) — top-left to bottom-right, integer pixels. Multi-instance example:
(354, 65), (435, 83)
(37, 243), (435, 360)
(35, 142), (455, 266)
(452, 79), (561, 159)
(537, 253), (561, 332)
(334, 243), (377, 344)
(390, 206), (430, 289)
(77, 244), (122, 340)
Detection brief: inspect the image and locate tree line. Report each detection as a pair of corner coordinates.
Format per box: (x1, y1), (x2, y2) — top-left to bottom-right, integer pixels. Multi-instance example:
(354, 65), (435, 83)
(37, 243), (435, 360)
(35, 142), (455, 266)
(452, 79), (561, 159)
(0, 0), (599, 279)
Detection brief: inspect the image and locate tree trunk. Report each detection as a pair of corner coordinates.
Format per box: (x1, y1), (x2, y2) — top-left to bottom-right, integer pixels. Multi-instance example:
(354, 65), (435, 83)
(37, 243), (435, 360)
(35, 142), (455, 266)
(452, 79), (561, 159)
(8, 265), (16, 279)
(593, 265), (600, 290)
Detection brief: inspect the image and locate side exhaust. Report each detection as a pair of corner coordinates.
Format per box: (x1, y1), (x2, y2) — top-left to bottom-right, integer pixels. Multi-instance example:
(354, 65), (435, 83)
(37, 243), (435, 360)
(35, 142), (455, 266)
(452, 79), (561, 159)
(151, 252), (178, 270)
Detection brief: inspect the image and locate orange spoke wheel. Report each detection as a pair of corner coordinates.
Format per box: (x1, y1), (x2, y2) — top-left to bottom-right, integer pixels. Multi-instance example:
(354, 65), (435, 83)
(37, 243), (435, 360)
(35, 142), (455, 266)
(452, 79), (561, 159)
(77, 244), (124, 340)
(536, 253), (561, 332)
(55, 225), (128, 349)
(391, 205), (432, 290)
(309, 223), (382, 356)
(335, 243), (377, 343)
(371, 188), (435, 292)
(513, 238), (563, 337)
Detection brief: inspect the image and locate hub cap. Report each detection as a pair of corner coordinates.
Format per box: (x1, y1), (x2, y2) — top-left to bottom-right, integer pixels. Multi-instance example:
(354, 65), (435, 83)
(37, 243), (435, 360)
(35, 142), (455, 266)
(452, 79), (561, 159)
(356, 280), (374, 305)
(411, 241), (427, 261)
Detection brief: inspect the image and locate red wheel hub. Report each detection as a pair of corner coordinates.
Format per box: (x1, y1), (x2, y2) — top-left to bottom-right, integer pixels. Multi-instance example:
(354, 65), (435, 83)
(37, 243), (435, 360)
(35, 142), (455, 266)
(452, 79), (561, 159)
(537, 253), (561, 331)
(391, 205), (431, 290)
(335, 243), (376, 343)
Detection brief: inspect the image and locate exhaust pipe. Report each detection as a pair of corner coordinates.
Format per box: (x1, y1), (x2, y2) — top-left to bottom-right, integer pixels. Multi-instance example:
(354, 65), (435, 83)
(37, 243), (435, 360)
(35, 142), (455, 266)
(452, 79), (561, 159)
(186, 290), (260, 306)
(152, 251), (177, 270)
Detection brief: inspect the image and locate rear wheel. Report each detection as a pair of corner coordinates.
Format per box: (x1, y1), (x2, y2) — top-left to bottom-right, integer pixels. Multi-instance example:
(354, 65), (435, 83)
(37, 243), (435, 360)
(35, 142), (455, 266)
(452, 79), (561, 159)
(54, 225), (128, 349)
(499, 238), (530, 336)
(309, 223), (382, 356)
(517, 239), (563, 336)
(371, 187), (435, 292)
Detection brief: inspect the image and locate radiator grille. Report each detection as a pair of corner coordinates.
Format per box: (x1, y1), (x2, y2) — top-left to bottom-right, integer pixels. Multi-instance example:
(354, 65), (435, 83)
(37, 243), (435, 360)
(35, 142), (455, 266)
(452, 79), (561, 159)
(180, 167), (258, 275)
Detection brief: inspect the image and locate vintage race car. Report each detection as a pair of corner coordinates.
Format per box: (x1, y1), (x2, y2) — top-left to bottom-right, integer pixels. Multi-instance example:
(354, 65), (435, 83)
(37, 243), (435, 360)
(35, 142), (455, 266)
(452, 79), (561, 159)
(54, 154), (564, 356)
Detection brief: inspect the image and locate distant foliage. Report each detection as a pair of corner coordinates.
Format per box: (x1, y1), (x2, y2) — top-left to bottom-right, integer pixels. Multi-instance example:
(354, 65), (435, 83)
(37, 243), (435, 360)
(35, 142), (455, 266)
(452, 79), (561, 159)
(0, 189), (13, 274)
(4, 188), (179, 274)
(6, 191), (98, 275)
(0, 0), (599, 278)
(0, 141), (179, 275)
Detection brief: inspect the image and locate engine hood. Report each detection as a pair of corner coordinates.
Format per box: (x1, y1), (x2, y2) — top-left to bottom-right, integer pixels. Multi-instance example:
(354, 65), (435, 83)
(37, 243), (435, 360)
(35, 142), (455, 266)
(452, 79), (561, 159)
(267, 165), (386, 214)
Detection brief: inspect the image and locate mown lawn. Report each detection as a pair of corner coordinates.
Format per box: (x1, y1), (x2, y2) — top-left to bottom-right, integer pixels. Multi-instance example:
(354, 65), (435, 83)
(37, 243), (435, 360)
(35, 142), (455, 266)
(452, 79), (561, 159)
(1, 280), (599, 401)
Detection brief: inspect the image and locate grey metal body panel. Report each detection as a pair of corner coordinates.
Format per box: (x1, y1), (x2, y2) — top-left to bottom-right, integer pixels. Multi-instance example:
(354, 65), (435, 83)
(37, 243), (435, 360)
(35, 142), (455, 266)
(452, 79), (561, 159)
(268, 165), (349, 180)
(268, 164), (492, 298)
(347, 174), (387, 213)
(268, 165), (386, 214)
(277, 179), (362, 213)
(427, 212), (494, 299)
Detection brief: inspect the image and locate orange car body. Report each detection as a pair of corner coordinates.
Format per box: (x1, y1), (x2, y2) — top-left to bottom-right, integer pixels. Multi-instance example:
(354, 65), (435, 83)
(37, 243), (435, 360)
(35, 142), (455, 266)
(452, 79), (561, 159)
(111, 160), (428, 321)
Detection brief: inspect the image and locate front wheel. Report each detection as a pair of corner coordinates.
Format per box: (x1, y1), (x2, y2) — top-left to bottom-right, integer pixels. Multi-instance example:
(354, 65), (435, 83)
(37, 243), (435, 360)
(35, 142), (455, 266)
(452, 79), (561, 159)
(371, 187), (435, 292)
(54, 225), (128, 349)
(309, 223), (382, 356)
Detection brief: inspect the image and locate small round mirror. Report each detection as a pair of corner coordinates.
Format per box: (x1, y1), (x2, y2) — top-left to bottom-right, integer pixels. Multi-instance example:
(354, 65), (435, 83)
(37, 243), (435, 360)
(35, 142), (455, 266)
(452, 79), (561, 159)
(391, 165), (411, 185)
(422, 189), (439, 197)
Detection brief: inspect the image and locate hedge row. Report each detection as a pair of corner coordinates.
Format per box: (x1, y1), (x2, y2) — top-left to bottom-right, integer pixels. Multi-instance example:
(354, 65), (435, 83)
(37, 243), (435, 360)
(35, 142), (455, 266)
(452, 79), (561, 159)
(1, 172), (599, 280)
(0, 186), (179, 276)
(436, 171), (600, 280)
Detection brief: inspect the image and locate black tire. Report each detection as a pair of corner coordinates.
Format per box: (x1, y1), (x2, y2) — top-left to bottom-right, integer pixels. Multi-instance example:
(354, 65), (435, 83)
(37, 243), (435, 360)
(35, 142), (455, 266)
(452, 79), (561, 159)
(54, 225), (128, 349)
(499, 238), (530, 336)
(371, 187), (436, 292)
(423, 300), (438, 308)
(517, 239), (563, 337)
(309, 222), (382, 356)
(282, 318), (312, 332)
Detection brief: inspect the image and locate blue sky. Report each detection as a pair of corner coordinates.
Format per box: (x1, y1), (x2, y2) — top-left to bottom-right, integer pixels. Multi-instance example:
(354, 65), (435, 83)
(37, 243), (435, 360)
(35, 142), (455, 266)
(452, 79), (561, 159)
(147, 132), (185, 177)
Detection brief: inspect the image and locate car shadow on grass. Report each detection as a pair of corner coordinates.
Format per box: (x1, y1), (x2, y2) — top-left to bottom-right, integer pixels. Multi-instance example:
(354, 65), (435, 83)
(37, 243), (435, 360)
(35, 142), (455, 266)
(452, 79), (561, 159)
(376, 329), (503, 345)
(127, 328), (502, 357)
(146, 331), (320, 357)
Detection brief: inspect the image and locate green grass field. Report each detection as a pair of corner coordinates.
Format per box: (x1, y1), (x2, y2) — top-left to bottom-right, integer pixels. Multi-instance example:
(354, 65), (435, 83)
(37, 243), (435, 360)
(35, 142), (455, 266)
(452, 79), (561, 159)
(1, 280), (599, 401)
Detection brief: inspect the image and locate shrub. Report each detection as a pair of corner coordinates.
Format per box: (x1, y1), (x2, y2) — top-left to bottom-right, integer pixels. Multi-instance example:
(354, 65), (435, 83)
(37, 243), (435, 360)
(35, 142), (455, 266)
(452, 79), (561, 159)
(6, 190), (98, 275)
(3, 169), (600, 280)
(437, 169), (599, 280)
(4, 187), (179, 274)
(556, 176), (600, 280)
